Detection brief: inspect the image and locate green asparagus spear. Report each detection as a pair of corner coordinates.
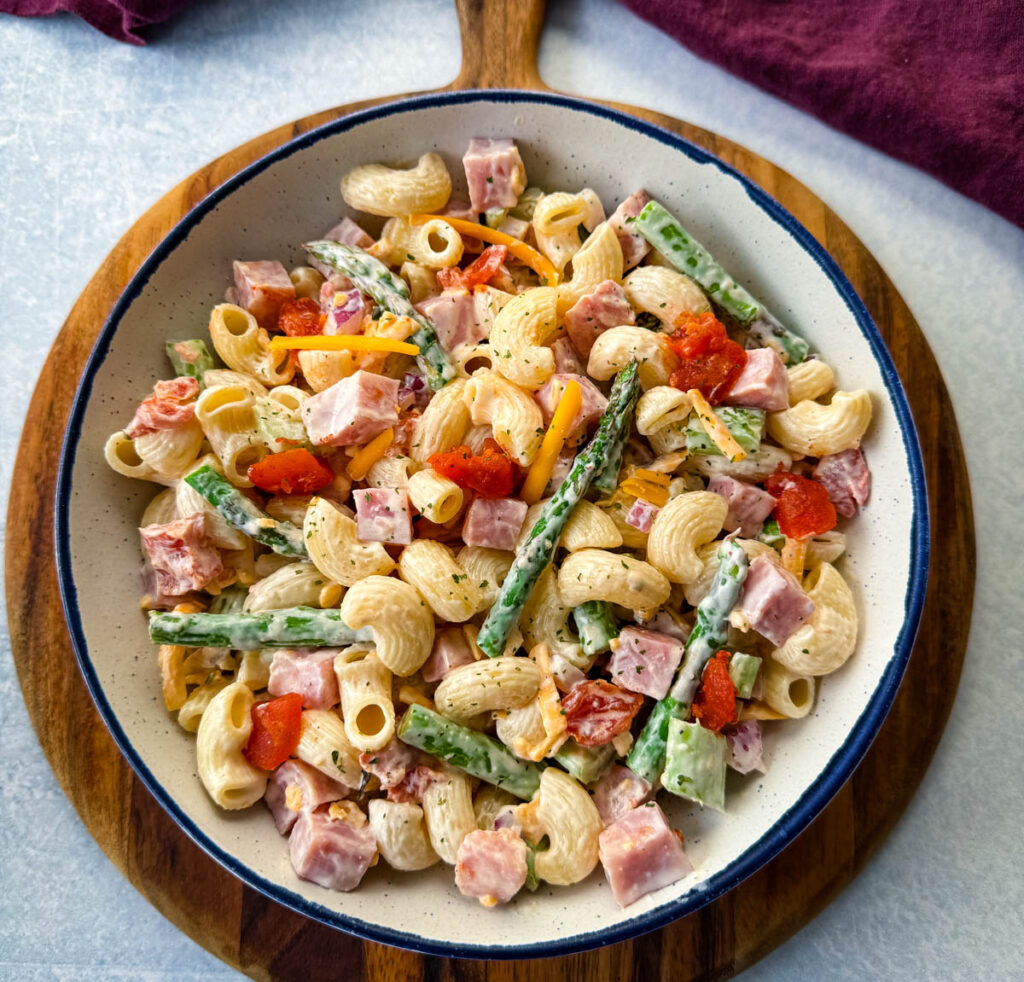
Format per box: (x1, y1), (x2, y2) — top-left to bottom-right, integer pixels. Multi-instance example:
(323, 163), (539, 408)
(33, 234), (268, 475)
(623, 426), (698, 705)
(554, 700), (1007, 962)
(184, 464), (308, 558)
(757, 516), (785, 550)
(591, 435), (624, 494)
(552, 739), (616, 785)
(662, 719), (727, 811)
(397, 704), (542, 800)
(572, 601), (619, 657)
(686, 407), (764, 457)
(627, 539), (749, 783)
(255, 399), (309, 451)
(148, 607), (372, 648)
(304, 239), (456, 390)
(165, 339), (215, 383)
(632, 200), (809, 364)
(476, 361), (641, 657)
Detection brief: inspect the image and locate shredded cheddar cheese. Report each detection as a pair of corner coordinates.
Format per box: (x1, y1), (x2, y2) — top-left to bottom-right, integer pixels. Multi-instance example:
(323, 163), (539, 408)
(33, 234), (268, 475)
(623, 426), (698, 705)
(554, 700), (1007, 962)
(397, 684), (435, 711)
(520, 380), (582, 505)
(346, 427), (394, 481)
(687, 388), (747, 462)
(781, 535), (808, 579)
(631, 468), (671, 487)
(268, 335), (420, 355)
(512, 643), (568, 762)
(619, 477), (670, 507)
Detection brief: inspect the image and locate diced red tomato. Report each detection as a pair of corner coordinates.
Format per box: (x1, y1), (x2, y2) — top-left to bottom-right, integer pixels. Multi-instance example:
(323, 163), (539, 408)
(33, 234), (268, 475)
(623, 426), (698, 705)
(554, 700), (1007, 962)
(428, 438), (516, 498)
(561, 679), (644, 748)
(243, 693), (303, 770)
(277, 297), (323, 337)
(248, 448), (334, 495)
(666, 311), (747, 403)
(764, 468), (837, 539)
(436, 245), (509, 291)
(691, 651), (737, 733)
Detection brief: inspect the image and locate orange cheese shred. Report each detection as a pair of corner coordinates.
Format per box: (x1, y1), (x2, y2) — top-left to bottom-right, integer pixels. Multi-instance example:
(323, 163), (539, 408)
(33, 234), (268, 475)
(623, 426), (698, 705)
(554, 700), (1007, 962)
(268, 335), (420, 356)
(346, 427), (395, 481)
(687, 388), (746, 462)
(520, 379), (582, 504)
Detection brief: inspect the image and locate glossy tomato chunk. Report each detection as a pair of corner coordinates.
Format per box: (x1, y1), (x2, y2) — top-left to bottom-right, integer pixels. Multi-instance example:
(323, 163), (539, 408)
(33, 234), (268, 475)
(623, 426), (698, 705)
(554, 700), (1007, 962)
(248, 448), (335, 495)
(691, 651), (737, 733)
(764, 468), (837, 539)
(667, 312), (747, 403)
(277, 296), (324, 337)
(429, 438), (516, 498)
(562, 679), (644, 748)
(243, 693), (303, 770)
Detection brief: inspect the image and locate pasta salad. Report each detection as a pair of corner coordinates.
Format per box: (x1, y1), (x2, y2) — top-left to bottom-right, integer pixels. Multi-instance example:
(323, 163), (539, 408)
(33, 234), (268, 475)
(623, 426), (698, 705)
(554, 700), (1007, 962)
(105, 138), (873, 909)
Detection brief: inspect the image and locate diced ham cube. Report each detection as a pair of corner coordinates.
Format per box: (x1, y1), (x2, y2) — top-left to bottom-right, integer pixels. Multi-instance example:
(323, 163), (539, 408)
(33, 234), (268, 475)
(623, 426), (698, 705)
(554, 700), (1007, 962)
(598, 802), (693, 907)
(359, 739), (423, 789)
(232, 260), (295, 328)
(421, 626), (478, 683)
(625, 498), (660, 533)
(736, 554), (815, 646)
(813, 448), (871, 518)
(564, 280), (635, 359)
(301, 370), (399, 447)
(441, 198), (478, 223)
(125, 376), (199, 438)
(725, 720), (766, 775)
(534, 373), (608, 443)
(723, 347), (789, 412)
(386, 765), (439, 804)
(416, 291), (482, 352)
(323, 216), (374, 249)
(550, 336), (585, 375)
(707, 474), (778, 537)
(463, 138), (527, 213)
(288, 807), (377, 892)
(461, 497), (528, 552)
(139, 514), (223, 597)
(607, 627), (684, 700)
(265, 759), (348, 835)
(607, 190), (652, 270)
(590, 764), (653, 826)
(268, 648), (341, 710)
(354, 487), (413, 545)
(455, 828), (528, 906)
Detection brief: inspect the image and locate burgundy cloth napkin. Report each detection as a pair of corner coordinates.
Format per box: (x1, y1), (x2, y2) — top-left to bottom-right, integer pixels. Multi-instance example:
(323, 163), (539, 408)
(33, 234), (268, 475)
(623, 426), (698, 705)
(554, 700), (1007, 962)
(1, 0), (191, 44)
(618, 0), (1024, 228)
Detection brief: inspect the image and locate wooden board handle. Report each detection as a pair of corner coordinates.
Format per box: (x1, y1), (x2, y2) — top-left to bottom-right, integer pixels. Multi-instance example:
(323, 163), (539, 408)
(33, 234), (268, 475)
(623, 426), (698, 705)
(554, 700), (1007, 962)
(450, 0), (548, 90)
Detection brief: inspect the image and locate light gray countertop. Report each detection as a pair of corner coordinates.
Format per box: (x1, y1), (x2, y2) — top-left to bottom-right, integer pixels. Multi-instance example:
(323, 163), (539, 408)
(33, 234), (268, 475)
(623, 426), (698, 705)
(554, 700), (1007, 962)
(1, 1), (1021, 978)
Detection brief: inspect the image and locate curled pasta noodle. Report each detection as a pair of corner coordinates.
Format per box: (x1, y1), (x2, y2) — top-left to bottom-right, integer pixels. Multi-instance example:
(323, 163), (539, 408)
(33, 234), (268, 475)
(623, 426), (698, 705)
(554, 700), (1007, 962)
(367, 453), (414, 490)
(767, 390), (873, 456)
(761, 657), (816, 718)
(398, 539), (482, 623)
(773, 562), (858, 675)
(787, 358), (835, 404)
(378, 215), (464, 269)
(208, 303), (293, 386)
(264, 494), (313, 527)
(176, 674), (230, 733)
(243, 561), (338, 612)
(494, 700), (547, 757)
(473, 786), (519, 830)
(411, 377), (471, 463)
(406, 468), (464, 524)
(400, 261), (438, 304)
(521, 567), (587, 669)
(202, 369), (268, 397)
(304, 496), (395, 587)
(556, 222), (624, 313)
(636, 386), (694, 455)
(456, 546), (514, 611)
(195, 681), (267, 809)
(133, 421), (204, 481)
(295, 708), (363, 788)
(235, 649), (272, 690)
(587, 326), (678, 390)
(561, 499), (623, 551)
(340, 152), (452, 217)
(369, 799), (439, 871)
(532, 191), (590, 272)
(622, 265), (710, 327)
(463, 370), (544, 466)
(288, 265), (324, 299)
(434, 657), (542, 724)
(646, 492), (729, 586)
(521, 768), (602, 885)
(339, 574), (434, 676)
(176, 457), (248, 549)
(194, 383), (266, 487)
(556, 549), (670, 612)
(805, 530), (846, 567)
(334, 647), (395, 753)
(141, 487), (178, 527)
(422, 771), (476, 864)
(451, 342), (499, 378)
(488, 286), (559, 389)
(105, 431), (163, 484)
(297, 349), (359, 393)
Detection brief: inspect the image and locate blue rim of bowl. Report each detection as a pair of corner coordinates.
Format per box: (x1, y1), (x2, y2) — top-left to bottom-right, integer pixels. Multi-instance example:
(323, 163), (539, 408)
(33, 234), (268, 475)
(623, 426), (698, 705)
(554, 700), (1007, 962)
(54, 89), (930, 959)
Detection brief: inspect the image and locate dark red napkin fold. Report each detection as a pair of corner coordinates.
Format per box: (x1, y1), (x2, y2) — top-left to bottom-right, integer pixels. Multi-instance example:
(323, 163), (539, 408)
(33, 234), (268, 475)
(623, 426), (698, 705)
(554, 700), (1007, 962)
(617, 0), (1024, 228)
(1, 0), (192, 44)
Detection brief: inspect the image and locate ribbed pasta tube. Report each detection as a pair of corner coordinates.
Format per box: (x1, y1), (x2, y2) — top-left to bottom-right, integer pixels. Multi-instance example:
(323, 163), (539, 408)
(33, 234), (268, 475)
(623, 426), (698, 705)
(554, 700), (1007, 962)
(556, 222), (624, 314)
(288, 265), (324, 299)
(208, 303), (293, 386)
(636, 385), (694, 454)
(623, 265), (710, 328)
(767, 390), (873, 456)
(243, 561), (339, 613)
(411, 377), (471, 463)
(340, 575), (434, 676)
(646, 491), (729, 586)
(562, 499), (623, 551)
(532, 191), (589, 272)
(761, 656), (816, 718)
(463, 370), (544, 466)
(691, 445), (793, 483)
(525, 768), (602, 885)
(195, 681), (267, 809)
(773, 562), (858, 675)
(488, 286), (560, 389)
(304, 496), (395, 587)
(194, 383), (265, 487)
(295, 708), (363, 788)
(334, 647), (395, 753)
(202, 369), (268, 397)
(456, 546), (514, 611)
(434, 657), (542, 724)
(176, 675), (230, 733)
(297, 349), (359, 393)
(141, 487), (179, 527)
(787, 359), (835, 404)
(369, 799), (439, 871)
(104, 431), (164, 485)
(378, 215), (464, 269)
(587, 326), (678, 390)
(521, 566), (588, 669)
(556, 549), (671, 612)
(422, 771), (477, 864)
(398, 540), (482, 623)
(340, 152), (452, 217)
(400, 261), (438, 304)
(406, 467), (464, 524)
(367, 453), (414, 490)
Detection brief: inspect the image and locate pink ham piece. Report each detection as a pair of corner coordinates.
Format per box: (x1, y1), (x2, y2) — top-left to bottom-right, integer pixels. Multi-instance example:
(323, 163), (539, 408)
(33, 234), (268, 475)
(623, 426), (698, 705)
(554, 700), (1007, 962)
(564, 280), (635, 359)
(421, 626), (478, 683)
(461, 497), (528, 552)
(550, 336), (586, 375)
(606, 627), (684, 700)
(232, 260), (295, 328)
(358, 739), (439, 803)
(455, 828), (528, 906)
(813, 448), (871, 518)
(736, 555), (815, 646)
(125, 376), (199, 438)
(354, 487), (413, 545)
(723, 347), (789, 412)
(599, 802), (693, 907)
(462, 138), (527, 213)
(265, 760), (348, 835)
(707, 474), (778, 537)
(416, 291), (482, 352)
(591, 764), (653, 826)
(324, 289), (366, 336)
(268, 648), (340, 710)
(725, 720), (766, 775)
(301, 370), (399, 447)
(607, 190), (652, 270)
(288, 807), (377, 892)
(535, 373), (608, 443)
(323, 216), (374, 249)
(625, 498), (660, 533)
(139, 513), (223, 597)
(386, 766), (439, 805)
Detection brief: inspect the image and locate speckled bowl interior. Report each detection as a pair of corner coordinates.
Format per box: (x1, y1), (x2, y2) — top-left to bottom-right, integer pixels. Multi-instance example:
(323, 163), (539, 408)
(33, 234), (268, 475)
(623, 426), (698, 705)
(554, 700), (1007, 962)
(56, 91), (928, 957)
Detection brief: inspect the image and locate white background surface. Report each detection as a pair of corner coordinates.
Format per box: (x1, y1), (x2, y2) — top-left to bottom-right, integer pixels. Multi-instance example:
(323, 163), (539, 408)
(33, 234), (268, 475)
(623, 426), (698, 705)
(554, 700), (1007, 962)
(1, 1), (1020, 978)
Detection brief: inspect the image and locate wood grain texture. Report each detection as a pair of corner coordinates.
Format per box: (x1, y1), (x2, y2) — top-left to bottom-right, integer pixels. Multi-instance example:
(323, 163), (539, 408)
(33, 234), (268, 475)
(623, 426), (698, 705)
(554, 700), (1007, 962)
(5, 0), (974, 979)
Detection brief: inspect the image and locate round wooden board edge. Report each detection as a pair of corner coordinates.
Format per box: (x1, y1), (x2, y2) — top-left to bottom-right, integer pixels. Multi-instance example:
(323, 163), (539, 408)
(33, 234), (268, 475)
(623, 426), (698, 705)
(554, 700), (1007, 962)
(6, 89), (975, 982)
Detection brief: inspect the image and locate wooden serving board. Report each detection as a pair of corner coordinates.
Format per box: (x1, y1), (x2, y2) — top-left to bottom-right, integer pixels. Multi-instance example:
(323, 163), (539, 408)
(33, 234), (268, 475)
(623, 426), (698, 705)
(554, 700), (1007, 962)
(5, 1), (975, 979)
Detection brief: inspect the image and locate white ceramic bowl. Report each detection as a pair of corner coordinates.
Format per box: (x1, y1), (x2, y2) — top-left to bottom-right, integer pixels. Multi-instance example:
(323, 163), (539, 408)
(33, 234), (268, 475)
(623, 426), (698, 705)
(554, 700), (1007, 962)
(56, 91), (929, 957)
